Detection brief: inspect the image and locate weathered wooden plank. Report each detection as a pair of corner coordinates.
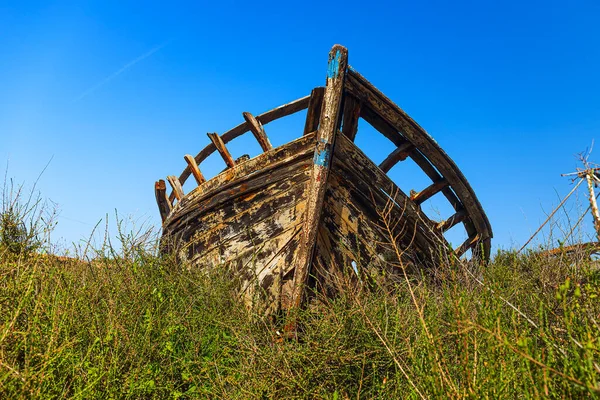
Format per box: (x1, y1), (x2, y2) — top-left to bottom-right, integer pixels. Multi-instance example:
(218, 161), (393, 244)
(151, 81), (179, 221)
(410, 178), (449, 205)
(165, 152), (312, 240)
(167, 175), (184, 201)
(303, 87), (325, 135)
(379, 142), (415, 173)
(207, 132), (235, 168)
(454, 234), (480, 258)
(155, 179), (172, 222)
(243, 112), (273, 152)
(178, 166), (309, 243)
(196, 226), (302, 315)
(291, 45), (349, 313)
(436, 210), (467, 232)
(187, 197), (306, 263)
(171, 94), (312, 201)
(184, 154), (206, 185)
(180, 174), (308, 259)
(189, 220), (301, 272)
(165, 134), (315, 224)
(341, 94), (361, 141)
(331, 134), (444, 260)
(321, 183), (391, 271)
(237, 228), (302, 314)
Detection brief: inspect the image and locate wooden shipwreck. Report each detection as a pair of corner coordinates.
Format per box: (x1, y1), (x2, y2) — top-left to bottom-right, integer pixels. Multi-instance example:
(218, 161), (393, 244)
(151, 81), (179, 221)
(155, 45), (492, 315)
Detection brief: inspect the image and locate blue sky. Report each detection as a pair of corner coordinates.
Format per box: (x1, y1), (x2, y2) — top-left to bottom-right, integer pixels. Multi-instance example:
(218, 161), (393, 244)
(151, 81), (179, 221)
(1, 0), (599, 252)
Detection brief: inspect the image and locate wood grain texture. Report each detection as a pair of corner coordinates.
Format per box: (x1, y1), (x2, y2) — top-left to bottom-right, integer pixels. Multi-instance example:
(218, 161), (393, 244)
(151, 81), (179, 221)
(162, 139), (312, 314)
(304, 87), (325, 135)
(167, 176), (184, 201)
(379, 142), (415, 173)
(436, 210), (467, 232)
(410, 178), (449, 205)
(341, 94), (360, 141)
(184, 154), (206, 185)
(243, 111), (273, 152)
(207, 132), (236, 168)
(155, 179), (171, 222)
(291, 44), (349, 312)
(157, 46), (494, 318)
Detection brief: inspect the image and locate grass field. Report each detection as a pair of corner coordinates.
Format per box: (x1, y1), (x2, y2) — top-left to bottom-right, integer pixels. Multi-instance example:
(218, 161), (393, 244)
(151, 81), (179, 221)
(1, 188), (600, 398)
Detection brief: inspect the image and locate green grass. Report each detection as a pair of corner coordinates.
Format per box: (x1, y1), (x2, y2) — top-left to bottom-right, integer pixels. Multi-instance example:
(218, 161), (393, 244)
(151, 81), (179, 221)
(1, 183), (600, 398)
(1, 240), (600, 398)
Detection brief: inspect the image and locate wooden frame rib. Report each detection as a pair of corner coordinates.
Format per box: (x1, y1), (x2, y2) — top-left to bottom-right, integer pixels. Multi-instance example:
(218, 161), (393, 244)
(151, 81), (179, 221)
(167, 176), (184, 201)
(341, 94), (361, 141)
(207, 132), (235, 168)
(243, 112), (273, 152)
(379, 141), (415, 172)
(411, 178), (449, 205)
(184, 154), (206, 185)
(155, 179), (172, 222)
(345, 67), (492, 260)
(436, 210), (467, 232)
(304, 87), (325, 135)
(454, 234), (480, 258)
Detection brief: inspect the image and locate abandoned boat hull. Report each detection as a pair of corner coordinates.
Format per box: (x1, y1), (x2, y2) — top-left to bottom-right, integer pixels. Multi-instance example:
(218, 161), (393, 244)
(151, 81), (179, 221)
(156, 45), (493, 315)
(162, 131), (449, 313)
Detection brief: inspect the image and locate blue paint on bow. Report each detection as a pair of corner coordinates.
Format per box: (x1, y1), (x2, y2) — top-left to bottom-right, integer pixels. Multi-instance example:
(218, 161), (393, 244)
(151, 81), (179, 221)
(314, 146), (330, 167)
(326, 50), (342, 79)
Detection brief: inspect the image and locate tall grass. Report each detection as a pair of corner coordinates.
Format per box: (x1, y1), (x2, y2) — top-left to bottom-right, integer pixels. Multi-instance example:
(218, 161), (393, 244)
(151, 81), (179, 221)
(1, 191), (600, 398)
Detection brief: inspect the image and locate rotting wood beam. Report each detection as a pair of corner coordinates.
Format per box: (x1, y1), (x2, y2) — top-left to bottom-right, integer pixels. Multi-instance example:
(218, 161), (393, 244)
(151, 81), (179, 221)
(454, 234), (480, 258)
(304, 87), (325, 135)
(290, 45), (348, 320)
(341, 94), (361, 141)
(184, 154), (206, 185)
(436, 210), (467, 232)
(207, 132), (236, 168)
(379, 142), (415, 173)
(155, 179), (172, 222)
(167, 175), (184, 201)
(410, 178), (449, 205)
(243, 112), (273, 152)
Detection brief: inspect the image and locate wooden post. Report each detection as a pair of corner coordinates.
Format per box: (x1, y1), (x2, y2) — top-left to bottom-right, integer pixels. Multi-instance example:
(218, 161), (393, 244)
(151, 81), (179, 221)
(155, 179), (172, 222)
(586, 172), (600, 242)
(184, 154), (206, 185)
(167, 175), (184, 201)
(243, 112), (273, 152)
(207, 132), (236, 168)
(290, 45), (348, 318)
(303, 87), (325, 135)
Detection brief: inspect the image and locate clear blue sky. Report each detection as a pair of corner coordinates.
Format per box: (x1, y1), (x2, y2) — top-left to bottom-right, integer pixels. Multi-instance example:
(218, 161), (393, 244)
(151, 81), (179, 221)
(1, 0), (599, 252)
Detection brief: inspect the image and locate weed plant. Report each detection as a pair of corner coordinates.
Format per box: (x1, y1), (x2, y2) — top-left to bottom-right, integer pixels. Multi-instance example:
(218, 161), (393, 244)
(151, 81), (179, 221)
(1, 189), (600, 398)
